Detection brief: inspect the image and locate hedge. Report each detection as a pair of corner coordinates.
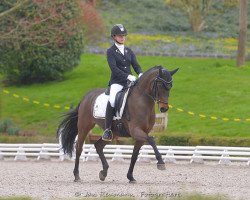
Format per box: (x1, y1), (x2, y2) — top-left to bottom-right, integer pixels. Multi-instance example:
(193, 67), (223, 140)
(0, 0), (84, 85)
(158, 135), (250, 147)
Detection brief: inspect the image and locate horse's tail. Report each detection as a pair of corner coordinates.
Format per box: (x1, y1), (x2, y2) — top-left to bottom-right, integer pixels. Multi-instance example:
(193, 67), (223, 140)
(57, 104), (79, 157)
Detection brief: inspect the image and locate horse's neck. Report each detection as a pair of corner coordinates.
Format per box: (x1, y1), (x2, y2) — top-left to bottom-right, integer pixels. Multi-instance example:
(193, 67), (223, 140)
(136, 71), (156, 96)
(125, 69), (158, 127)
(132, 71), (156, 112)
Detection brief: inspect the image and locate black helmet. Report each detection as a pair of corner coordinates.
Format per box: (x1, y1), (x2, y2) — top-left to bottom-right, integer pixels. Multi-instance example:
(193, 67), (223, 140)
(111, 24), (127, 37)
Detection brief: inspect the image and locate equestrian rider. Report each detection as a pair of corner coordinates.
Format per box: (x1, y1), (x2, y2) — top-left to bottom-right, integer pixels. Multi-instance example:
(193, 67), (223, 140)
(102, 24), (143, 141)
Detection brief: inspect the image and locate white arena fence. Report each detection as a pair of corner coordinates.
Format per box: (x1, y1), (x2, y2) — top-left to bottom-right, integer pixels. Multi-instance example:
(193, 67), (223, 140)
(0, 143), (249, 165)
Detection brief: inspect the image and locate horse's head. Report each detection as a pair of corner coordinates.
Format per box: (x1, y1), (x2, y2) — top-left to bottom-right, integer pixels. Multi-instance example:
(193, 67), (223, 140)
(151, 66), (179, 113)
(136, 65), (178, 113)
(142, 66), (178, 112)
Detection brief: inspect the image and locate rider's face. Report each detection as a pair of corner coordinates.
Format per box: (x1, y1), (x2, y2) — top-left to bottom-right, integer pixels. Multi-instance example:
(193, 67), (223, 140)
(114, 35), (126, 44)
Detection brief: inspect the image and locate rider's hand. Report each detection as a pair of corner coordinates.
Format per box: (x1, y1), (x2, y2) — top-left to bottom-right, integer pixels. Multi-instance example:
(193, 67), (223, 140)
(139, 73), (143, 78)
(127, 75), (136, 82)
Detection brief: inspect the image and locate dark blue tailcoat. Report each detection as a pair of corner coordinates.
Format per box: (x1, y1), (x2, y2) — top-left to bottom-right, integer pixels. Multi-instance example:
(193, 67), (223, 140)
(107, 44), (143, 86)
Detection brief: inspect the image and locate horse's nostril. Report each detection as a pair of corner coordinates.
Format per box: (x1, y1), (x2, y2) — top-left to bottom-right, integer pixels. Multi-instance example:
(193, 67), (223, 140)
(160, 107), (168, 113)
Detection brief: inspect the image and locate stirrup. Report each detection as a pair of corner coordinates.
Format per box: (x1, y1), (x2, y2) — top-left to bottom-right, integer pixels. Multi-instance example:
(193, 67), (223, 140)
(102, 129), (113, 141)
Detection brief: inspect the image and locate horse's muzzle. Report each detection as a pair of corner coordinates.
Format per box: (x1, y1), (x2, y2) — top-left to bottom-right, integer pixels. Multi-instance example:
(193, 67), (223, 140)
(159, 102), (169, 113)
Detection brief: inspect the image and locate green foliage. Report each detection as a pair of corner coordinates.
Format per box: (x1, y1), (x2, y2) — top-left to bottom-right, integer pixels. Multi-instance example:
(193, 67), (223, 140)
(6, 126), (20, 136)
(0, 118), (20, 136)
(165, 0), (212, 32)
(99, 0), (190, 34)
(0, 135), (57, 143)
(99, 0), (250, 38)
(0, 118), (12, 133)
(0, 0), (84, 85)
(158, 135), (250, 147)
(159, 135), (190, 146)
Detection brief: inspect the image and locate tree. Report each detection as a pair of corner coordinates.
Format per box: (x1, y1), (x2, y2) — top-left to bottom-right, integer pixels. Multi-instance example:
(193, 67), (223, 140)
(165, 0), (239, 33)
(0, 0), (85, 85)
(0, 0), (30, 20)
(165, 0), (212, 32)
(236, 0), (248, 67)
(80, 0), (105, 42)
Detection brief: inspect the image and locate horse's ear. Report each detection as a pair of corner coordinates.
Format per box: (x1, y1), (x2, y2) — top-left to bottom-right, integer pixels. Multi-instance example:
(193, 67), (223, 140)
(159, 68), (163, 77)
(170, 68), (179, 76)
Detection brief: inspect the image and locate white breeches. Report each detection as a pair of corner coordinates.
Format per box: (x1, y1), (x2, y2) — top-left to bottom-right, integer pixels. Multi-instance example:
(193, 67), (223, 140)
(109, 84), (123, 107)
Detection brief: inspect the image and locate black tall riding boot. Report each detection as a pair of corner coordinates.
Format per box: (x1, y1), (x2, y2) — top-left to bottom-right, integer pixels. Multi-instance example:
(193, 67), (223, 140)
(102, 102), (115, 141)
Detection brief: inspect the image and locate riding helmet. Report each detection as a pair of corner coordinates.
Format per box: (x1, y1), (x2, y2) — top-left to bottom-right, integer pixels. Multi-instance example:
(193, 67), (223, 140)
(111, 24), (127, 37)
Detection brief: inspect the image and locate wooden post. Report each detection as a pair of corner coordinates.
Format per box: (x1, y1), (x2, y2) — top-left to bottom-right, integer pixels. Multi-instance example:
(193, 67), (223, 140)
(236, 0), (248, 67)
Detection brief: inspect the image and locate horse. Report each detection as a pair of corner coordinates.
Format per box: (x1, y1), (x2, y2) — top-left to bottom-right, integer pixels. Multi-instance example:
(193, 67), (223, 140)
(57, 65), (178, 183)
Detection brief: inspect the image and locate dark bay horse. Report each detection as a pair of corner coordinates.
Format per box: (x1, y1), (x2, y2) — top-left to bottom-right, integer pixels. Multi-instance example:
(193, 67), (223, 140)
(57, 65), (178, 183)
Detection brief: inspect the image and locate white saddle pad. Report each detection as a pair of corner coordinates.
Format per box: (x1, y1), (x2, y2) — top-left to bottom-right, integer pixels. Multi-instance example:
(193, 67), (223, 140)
(93, 89), (130, 120)
(93, 93), (109, 119)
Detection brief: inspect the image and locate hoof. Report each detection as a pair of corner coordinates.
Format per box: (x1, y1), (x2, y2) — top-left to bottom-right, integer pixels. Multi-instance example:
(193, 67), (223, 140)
(129, 179), (137, 184)
(74, 177), (81, 182)
(157, 163), (166, 170)
(99, 171), (106, 181)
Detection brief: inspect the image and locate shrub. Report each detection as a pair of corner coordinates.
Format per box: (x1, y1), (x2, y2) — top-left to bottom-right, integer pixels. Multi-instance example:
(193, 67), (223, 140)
(0, 118), (12, 133)
(159, 135), (191, 146)
(0, 0), (84, 85)
(0, 122), (6, 133)
(80, 0), (105, 43)
(6, 127), (20, 136)
(158, 135), (250, 147)
(0, 118), (20, 136)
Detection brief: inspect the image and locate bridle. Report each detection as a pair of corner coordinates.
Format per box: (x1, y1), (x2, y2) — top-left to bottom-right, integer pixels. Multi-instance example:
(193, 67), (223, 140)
(151, 75), (172, 104)
(133, 68), (173, 104)
(137, 72), (172, 104)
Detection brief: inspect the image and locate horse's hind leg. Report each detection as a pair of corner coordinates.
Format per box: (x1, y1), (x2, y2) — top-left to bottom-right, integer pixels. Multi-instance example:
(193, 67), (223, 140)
(127, 140), (144, 183)
(94, 138), (109, 181)
(74, 124), (95, 182)
(73, 131), (86, 182)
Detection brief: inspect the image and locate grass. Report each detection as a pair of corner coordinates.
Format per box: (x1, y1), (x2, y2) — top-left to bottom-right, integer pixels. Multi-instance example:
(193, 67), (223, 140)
(1, 53), (250, 141)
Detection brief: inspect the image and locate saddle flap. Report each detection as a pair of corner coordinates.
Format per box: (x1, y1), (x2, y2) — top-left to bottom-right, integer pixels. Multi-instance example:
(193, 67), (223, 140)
(114, 87), (130, 118)
(115, 91), (125, 115)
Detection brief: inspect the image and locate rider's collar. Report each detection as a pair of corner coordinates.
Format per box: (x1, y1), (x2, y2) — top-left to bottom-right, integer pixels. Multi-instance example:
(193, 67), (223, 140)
(115, 43), (125, 55)
(115, 42), (124, 48)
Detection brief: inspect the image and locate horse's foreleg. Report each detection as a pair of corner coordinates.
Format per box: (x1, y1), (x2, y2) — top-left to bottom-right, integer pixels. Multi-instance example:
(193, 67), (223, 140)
(94, 138), (109, 181)
(127, 140), (144, 183)
(73, 132), (86, 182)
(147, 136), (166, 170)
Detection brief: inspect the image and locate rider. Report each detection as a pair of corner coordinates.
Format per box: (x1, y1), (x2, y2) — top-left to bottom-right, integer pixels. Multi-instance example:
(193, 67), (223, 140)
(102, 24), (143, 141)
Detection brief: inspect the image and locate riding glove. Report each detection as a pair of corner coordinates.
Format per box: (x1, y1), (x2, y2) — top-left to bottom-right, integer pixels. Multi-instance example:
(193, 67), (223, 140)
(139, 73), (143, 78)
(127, 75), (136, 82)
